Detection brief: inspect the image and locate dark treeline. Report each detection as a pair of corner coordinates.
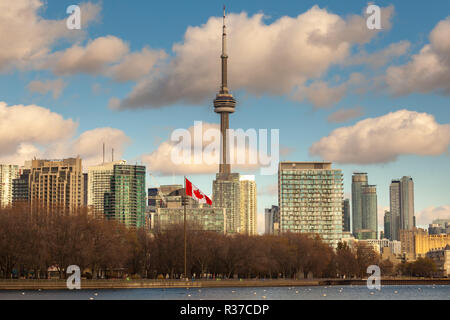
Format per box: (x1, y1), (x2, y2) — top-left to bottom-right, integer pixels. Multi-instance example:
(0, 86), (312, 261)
(0, 205), (436, 279)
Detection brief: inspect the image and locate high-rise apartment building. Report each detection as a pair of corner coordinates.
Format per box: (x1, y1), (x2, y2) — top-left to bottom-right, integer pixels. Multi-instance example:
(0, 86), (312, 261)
(87, 160), (127, 216)
(104, 164), (146, 228)
(390, 180), (401, 240)
(265, 205), (280, 235)
(390, 176), (415, 241)
(278, 162), (343, 248)
(29, 158), (84, 210)
(0, 164), (19, 208)
(213, 173), (241, 233)
(239, 175), (257, 236)
(400, 176), (415, 230)
(384, 211), (392, 240)
(343, 199), (351, 232)
(351, 172), (368, 237)
(362, 185), (377, 239)
(12, 168), (31, 205)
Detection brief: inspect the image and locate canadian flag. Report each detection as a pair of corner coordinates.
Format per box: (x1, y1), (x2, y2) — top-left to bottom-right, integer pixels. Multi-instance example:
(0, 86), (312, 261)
(185, 177), (212, 205)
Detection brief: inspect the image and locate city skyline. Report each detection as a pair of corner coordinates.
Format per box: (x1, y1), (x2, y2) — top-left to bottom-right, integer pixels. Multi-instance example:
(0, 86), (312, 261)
(0, 1), (450, 234)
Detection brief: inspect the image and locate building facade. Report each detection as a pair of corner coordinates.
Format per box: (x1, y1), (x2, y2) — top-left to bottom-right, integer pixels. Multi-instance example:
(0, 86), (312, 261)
(265, 205), (280, 235)
(278, 162), (343, 248)
(415, 233), (450, 258)
(0, 164), (19, 208)
(384, 211), (392, 240)
(390, 176), (415, 241)
(361, 185), (377, 239)
(239, 175), (257, 236)
(213, 173), (241, 234)
(154, 207), (227, 234)
(343, 199), (351, 233)
(399, 228), (427, 259)
(87, 160), (127, 216)
(12, 168), (30, 205)
(351, 172), (368, 237)
(426, 245), (450, 277)
(29, 158), (84, 210)
(104, 164), (146, 228)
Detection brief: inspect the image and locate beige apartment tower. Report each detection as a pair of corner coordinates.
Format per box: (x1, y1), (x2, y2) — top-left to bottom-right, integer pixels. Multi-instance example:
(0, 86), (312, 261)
(240, 175), (257, 236)
(0, 164), (19, 208)
(30, 158), (84, 210)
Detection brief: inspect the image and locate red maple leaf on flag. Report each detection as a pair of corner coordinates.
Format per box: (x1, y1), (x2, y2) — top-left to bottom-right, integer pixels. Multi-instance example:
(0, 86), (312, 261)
(194, 189), (204, 200)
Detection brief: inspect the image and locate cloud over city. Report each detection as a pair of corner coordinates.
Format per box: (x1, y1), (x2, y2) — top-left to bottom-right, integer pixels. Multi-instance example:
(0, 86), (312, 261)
(0, 101), (130, 167)
(309, 109), (450, 164)
(386, 17), (450, 95)
(111, 5), (394, 109)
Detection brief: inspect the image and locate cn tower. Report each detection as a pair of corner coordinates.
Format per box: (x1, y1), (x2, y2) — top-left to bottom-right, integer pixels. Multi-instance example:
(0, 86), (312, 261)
(213, 6), (236, 175)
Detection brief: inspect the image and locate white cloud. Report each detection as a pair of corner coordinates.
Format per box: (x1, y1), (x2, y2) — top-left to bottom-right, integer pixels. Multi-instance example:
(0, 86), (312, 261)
(294, 81), (347, 108)
(142, 122), (261, 175)
(416, 206), (450, 227)
(0, 101), (77, 158)
(50, 36), (130, 75)
(327, 106), (364, 123)
(107, 47), (167, 82)
(344, 40), (410, 68)
(386, 17), (450, 95)
(27, 79), (67, 99)
(72, 128), (131, 167)
(0, 0), (100, 71)
(112, 6), (393, 109)
(309, 110), (450, 164)
(0, 101), (130, 168)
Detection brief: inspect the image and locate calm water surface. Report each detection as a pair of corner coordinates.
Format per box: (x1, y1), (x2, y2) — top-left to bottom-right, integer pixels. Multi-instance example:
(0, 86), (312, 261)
(0, 285), (449, 300)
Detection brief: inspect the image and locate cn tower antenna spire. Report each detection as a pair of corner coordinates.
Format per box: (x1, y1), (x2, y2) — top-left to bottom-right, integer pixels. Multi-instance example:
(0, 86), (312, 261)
(214, 5), (236, 175)
(221, 5), (228, 94)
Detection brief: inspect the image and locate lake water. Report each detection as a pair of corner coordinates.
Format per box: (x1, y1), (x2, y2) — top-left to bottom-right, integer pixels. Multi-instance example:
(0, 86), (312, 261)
(1, 285), (449, 300)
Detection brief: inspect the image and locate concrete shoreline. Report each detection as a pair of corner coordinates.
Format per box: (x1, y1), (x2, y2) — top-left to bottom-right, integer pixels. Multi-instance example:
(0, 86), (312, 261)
(0, 278), (448, 290)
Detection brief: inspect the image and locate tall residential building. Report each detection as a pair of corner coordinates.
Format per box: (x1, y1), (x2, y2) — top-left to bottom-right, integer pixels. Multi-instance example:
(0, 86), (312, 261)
(343, 199), (351, 232)
(390, 180), (401, 240)
(0, 164), (19, 208)
(87, 160), (127, 216)
(390, 176), (415, 240)
(239, 175), (257, 235)
(211, 9), (241, 235)
(83, 173), (88, 207)
(213, 173), (241, 233)
(384, 211), (392, 240)
(400, 176), (415, 230)
(278, 162), (344, 249)
(362, 185), (377, 239)
(265, 205), (280, 235)
(104, 164), (146, 228)
(29, 158), (84, 210)
(12, 168), (31, 205)
(351, 172), (368, 237)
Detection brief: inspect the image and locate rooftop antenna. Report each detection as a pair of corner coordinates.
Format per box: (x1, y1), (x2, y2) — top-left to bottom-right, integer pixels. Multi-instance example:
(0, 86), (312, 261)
(102, 143), (105, 164)
(112, 148), (114, 162)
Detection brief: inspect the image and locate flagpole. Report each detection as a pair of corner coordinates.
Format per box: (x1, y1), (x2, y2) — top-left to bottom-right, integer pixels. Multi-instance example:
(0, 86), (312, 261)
(184, 176), (187, 281)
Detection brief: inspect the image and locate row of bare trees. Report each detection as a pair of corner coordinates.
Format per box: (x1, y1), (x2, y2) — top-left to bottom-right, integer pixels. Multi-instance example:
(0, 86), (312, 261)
(1, 204), (416, 280)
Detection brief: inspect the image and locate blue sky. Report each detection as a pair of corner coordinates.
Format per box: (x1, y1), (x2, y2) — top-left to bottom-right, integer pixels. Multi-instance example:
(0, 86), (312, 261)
(1, 0), (449, 233)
